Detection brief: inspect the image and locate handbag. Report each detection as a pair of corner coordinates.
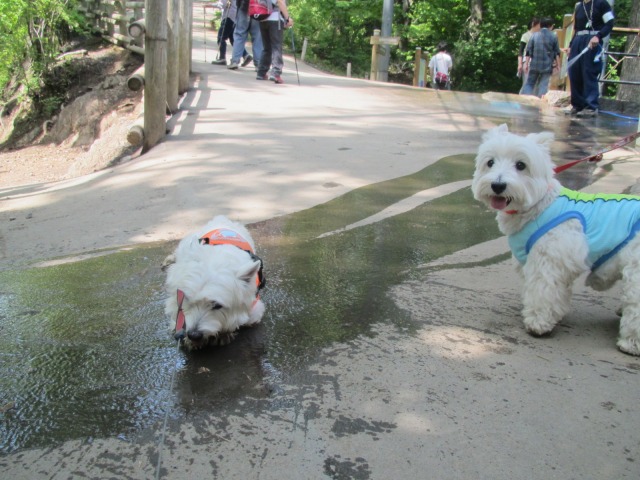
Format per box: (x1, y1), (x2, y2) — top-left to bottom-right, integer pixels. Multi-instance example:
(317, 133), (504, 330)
(435, 71), (449, 83)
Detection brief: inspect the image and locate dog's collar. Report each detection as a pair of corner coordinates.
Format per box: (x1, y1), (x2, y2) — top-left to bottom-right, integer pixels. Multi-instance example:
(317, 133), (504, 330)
(505, 209), (519, 215)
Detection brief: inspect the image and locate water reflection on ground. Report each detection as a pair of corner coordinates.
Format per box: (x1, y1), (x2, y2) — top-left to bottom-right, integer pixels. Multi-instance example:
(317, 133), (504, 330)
(1, 96), (637, 454)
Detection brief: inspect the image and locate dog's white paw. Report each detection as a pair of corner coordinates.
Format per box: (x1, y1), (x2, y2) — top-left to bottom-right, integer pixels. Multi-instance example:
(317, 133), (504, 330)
(523, 316), (555, 336)
(617, 336), (640, 356)
(248, 299), (265, 326)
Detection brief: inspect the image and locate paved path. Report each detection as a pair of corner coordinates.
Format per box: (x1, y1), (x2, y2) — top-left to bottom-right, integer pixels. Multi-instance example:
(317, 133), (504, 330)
(1, 4), (640, 479)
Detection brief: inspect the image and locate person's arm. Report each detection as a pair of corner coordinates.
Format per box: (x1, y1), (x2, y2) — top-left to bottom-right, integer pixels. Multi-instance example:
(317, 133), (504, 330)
(517, 41), (526, 75)
(524, 38), (534, 72)
(590, 3), (615, 48)
(276, 0), (293, 27)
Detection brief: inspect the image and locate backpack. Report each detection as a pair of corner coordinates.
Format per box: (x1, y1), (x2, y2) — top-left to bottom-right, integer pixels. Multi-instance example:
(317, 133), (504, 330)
(248, 0), (274, 21)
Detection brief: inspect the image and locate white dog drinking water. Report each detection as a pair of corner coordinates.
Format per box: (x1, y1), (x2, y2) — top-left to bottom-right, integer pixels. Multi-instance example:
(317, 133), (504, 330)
(163, 215), (265, 350)
(472, 124), (640, 355)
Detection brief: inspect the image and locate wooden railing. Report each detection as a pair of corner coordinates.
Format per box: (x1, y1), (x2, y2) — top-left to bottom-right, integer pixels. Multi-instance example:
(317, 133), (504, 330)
(412, 48), (431, 88)
(555, 14), (640, 91)
(78, 0), (193, 152)
(77, 0), (145, 55)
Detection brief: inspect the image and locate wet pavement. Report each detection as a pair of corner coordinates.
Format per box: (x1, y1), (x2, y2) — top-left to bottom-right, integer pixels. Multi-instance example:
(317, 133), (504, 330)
(1, 4), (640, 478)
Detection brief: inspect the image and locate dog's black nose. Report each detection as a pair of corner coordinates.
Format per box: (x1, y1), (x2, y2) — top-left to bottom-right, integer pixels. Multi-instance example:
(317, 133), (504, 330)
(491, 182), (507, 195)
(187, 330), (203, 341)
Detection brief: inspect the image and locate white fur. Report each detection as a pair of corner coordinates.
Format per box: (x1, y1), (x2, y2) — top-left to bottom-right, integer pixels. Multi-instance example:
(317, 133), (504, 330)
(163, 215), (265, 350)
(472, 124), (640, 355)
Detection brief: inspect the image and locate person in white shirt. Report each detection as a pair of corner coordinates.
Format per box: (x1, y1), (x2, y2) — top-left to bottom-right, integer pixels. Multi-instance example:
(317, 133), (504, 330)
(429, 41), (453, 90)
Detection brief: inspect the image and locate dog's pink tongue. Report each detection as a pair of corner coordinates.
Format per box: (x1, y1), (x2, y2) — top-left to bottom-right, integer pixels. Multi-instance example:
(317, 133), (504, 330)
(490, 196), (509, 211)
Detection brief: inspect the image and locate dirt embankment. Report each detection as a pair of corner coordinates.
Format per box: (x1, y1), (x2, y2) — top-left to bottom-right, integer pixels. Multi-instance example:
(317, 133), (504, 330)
(0, 40), (144, 189)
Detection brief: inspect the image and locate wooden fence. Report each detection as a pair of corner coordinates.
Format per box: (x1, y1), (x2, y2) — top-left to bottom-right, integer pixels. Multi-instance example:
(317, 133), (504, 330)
(78, 0), (193, 152)
(412, 48), (430, 88)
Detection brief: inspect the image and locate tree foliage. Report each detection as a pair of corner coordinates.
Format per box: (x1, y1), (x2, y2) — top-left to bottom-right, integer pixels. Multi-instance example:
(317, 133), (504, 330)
(289, 0), (634, 94)
(0, 0), (86, 97)
(0, 0), (634, 98)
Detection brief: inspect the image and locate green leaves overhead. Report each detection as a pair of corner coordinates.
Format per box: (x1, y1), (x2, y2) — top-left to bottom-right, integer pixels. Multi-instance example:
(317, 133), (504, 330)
(290, 0), (632, 93)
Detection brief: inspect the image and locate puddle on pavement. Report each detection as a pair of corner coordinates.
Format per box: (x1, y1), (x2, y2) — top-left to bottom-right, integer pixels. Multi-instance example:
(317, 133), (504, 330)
(1, 107), (637, 453)
(0, 154), (502, 453)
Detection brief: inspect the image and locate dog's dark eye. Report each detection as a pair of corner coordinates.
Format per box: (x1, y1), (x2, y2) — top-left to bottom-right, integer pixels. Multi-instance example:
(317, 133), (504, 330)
(515, 161), (526, 171)
(487, 159), (494, 168)
(210, 302), (223, 310)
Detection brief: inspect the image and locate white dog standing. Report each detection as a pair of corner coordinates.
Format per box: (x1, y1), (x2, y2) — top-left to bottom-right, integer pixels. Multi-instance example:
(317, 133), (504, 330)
(163, 215), (266, 350)
(472, 124), (640, 355)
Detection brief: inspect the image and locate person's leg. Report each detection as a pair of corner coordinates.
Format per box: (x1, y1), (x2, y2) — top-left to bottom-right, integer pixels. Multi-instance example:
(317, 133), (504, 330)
(270, 21), (284, 77)
(230, 13), (250, 65)
(256, 21), (272, 78)
(537, 71), (552, 97)
(214, 24), (225, 62)
(568, 37), (588, 111)
(226, 20), (236, 47)
(583, 46), (602, 111)
(522, 71), (538, 95)
(215, 18), (234, 60)
(249, 18), (264, 68)
(519, 71), (529, 94)
(218, 18), (235, 59)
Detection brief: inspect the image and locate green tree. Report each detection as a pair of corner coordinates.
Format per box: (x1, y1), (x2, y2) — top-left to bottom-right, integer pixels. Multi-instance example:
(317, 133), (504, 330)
(291, 0), (630, 94)
(0, 0), (85, 96)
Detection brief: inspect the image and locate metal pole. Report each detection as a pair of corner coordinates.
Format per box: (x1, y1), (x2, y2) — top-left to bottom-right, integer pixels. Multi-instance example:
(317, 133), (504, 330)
(377, 0), (394, 82)
(290, 27), (300, 85)
(203, 4), (207, 62)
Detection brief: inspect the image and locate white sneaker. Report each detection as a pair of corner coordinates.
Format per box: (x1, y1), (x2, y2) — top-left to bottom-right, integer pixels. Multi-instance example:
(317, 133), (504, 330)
(227, 62), (239, 70)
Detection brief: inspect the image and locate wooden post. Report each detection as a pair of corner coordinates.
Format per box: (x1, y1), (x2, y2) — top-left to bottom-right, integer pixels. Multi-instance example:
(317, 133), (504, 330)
(412, 48), (421, 87)
(346, 63), (351, 78)
(558, 13), (574, 91)
(370, 30), (399, 82)
(370, 29), (380, 81)
(166, 0), (180, 113)
(178, 0), (192, 93)
(301, 37), (308, 62)
(143, 0), (168, 152)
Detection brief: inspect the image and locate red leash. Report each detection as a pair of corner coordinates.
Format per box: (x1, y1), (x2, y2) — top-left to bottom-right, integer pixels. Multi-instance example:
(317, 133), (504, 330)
(554, 131), (640, 174)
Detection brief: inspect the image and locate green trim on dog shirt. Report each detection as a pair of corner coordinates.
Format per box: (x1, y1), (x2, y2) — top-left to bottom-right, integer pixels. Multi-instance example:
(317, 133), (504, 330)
(508, 187), (640, 270)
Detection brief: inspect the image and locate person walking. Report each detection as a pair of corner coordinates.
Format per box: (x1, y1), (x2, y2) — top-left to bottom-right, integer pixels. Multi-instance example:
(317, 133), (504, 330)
(428, 41), (453, 90)
(566, 0), (615, 117)
(256, 0), (293, 84)
(522, 17), (560, 98)
(227, 0), (263, 70)
(517, 17), (541, 94)
(212, 0), (251, 66)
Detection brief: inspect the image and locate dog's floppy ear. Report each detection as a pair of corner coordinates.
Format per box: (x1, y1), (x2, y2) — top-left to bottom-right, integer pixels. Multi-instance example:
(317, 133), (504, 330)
(526, 131), (555, 150)
(238, 260), (262, 284)
(482, 123), (509, 141)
